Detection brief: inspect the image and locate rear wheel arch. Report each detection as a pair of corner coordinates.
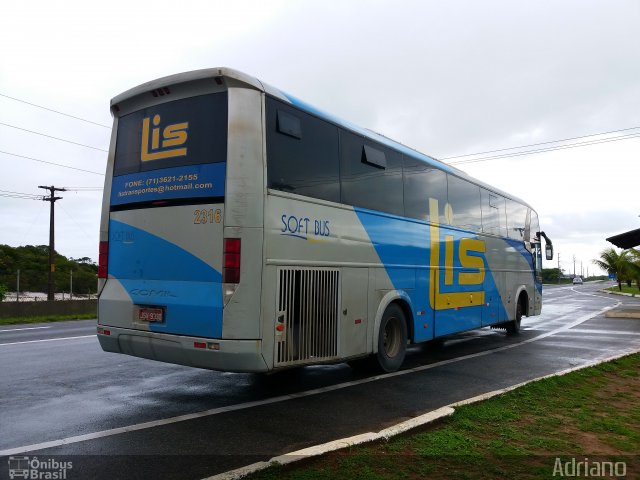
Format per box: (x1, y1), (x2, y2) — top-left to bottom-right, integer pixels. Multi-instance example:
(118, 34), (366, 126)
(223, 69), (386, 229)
(372, 291), (414, 353)
(395, 299), (414, 343)
(519, 291), (528, 319)
(506, 289), (529, 334)
(513, 286), (530, 318)
(519, 289), (530, 319)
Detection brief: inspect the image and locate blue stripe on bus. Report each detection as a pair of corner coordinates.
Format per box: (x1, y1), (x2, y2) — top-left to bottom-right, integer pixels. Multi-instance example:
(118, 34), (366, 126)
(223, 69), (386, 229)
(108, 219), (223, 338)
(110, 162), (226, 206)
(353, 208), (430, 339)
(354, 207), (509, 339)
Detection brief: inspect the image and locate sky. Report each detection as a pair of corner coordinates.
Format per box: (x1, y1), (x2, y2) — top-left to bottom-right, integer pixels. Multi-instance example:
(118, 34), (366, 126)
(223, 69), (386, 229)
(1, 0), (639, 276)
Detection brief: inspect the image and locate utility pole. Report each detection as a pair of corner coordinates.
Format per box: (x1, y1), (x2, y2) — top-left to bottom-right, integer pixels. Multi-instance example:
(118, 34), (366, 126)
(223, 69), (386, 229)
(557, 253), (561, 284)
(39, 185), (66, 301)
(16, 269), (20, 302)
(573, 255), (576, 277)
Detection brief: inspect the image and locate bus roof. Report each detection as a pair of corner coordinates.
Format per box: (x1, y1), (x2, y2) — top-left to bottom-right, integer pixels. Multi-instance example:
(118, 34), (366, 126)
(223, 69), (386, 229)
(111, 67), (532, 209)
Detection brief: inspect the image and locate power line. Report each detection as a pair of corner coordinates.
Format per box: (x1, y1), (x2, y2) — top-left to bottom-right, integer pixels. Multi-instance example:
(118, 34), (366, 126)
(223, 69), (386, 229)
(59, 203), (94, 243)
(0, 193), (43, 200)
(0, 189), (44, 200)
(0, 150), (104, 175)
(0, 121), (108, 152)
(63, 187), (103, 191)
(441, 125), (640, 161)
(0, 189), (41, 196)
(0, 92), (110, 128)
(20, 201), (46, 245)
(448, 132), (640, 165)
(450, 132), (640, 165)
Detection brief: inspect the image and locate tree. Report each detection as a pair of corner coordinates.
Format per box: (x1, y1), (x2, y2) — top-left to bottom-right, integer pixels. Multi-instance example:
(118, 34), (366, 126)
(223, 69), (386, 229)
(541, 268), (562, 283)
(0, 244), (98, 296)
(628, 248), (640, 292)
(74, 257), (94, 264)
(592, 248), (631, 291)
(0, 283), (6, 301)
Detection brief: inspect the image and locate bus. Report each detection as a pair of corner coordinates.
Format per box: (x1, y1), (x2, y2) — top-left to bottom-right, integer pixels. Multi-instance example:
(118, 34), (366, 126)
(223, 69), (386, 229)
(97, 68), (553, 373)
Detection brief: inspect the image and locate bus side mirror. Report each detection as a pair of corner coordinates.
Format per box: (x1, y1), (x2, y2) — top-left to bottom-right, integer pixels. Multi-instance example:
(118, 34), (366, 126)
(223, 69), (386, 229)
(545, 243), (553, 261)
(536, 231), (554, 260)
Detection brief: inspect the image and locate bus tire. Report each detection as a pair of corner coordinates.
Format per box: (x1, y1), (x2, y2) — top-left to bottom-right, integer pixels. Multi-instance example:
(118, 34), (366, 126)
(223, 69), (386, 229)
(375, 303), (408, 372)
(506, 298), (524, 334)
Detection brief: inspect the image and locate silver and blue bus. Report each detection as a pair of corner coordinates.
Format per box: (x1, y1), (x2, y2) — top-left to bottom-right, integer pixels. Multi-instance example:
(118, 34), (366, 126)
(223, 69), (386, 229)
(97, 68), (553, 373)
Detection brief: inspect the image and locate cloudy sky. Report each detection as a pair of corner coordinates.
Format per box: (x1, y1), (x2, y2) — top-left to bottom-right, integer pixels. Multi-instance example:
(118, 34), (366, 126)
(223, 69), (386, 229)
(1, 0), (639, 276)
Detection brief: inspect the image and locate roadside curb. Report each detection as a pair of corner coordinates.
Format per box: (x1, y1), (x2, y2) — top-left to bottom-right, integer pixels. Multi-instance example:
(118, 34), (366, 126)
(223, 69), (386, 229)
(205, 348), (640, 480)
(599, 289), (637, 298)
(206, 407), (455, 480)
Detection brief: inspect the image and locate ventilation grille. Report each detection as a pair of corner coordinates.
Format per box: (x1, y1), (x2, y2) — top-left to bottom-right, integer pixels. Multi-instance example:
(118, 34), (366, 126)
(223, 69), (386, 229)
(150, 87), (171, 97)
(275, 267), (340, 366)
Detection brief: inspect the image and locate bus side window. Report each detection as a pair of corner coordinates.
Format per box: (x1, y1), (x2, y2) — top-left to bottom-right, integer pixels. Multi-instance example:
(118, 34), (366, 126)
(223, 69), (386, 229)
(339, 130), (403, 216)
(505, 200), (528, 240)
(403, 156), (447, 223)
(529, 210), (540, 244)
(266, 97), (340, 203)
(447, 175), (482, 232)
(481, 189), (507, 236)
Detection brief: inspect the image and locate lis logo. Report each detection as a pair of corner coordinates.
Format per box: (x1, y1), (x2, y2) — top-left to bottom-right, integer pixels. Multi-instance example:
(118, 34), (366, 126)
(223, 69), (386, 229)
(141, 114), (189, 161)
(428, 198), (486, 310)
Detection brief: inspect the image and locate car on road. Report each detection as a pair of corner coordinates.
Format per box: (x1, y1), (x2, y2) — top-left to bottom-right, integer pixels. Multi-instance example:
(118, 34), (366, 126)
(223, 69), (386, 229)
(572, 276), (583, 285)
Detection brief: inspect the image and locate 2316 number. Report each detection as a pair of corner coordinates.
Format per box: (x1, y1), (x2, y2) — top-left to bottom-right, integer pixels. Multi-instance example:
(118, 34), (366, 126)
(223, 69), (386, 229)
(193, 208), (222, 224)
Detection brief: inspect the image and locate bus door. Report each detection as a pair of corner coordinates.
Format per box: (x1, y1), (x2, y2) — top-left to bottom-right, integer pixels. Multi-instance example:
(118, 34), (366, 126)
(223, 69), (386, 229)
(532, 241), (543, 315)
(482, 277), (502, 326)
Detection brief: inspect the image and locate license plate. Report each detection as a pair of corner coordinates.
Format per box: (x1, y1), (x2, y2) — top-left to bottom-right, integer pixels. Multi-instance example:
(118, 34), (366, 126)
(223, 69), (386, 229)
(137, 307), (163, 322)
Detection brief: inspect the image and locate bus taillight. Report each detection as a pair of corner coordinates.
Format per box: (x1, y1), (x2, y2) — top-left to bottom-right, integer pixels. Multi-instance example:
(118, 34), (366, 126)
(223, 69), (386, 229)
(223, 238), (241, 283)
(98, 241), (108, 278)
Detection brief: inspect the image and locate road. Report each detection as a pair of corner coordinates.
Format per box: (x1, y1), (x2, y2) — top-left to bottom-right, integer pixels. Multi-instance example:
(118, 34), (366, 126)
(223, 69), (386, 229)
(1, 282), (639, 479)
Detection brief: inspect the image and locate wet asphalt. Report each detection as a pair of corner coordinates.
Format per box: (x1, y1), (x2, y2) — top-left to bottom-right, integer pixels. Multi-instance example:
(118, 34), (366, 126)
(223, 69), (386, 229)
(1, 282), (639, 479)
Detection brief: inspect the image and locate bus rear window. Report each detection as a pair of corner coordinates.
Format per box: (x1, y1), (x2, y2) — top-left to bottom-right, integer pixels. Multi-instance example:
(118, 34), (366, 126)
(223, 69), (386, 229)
(110, 93), (228, 207)
(114, 92), (228, 176)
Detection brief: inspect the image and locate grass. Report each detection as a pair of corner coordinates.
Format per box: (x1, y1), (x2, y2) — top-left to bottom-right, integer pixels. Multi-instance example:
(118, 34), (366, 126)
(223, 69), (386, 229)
(606, 284), (639, 295)
(0, 313), (96, 325)
(247, 354), (640, 480)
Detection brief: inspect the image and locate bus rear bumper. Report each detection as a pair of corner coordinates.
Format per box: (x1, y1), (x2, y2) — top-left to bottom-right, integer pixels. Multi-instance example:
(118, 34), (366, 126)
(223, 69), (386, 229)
(97, 326), (269, 373)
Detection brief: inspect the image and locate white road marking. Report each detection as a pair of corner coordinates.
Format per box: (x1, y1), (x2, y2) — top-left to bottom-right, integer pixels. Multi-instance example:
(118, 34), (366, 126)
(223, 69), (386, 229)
(569, 287), (611, 298)
(0, 335), (95, 346)
(560, 328), (640, 336)
(0, 326), (51, 333)
(0, 302), (620, 457)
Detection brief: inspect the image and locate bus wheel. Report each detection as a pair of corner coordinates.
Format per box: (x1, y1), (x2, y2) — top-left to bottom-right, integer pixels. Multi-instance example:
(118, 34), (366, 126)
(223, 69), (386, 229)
(376, 303), (408, 372)
(506, 300), (523, 334)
